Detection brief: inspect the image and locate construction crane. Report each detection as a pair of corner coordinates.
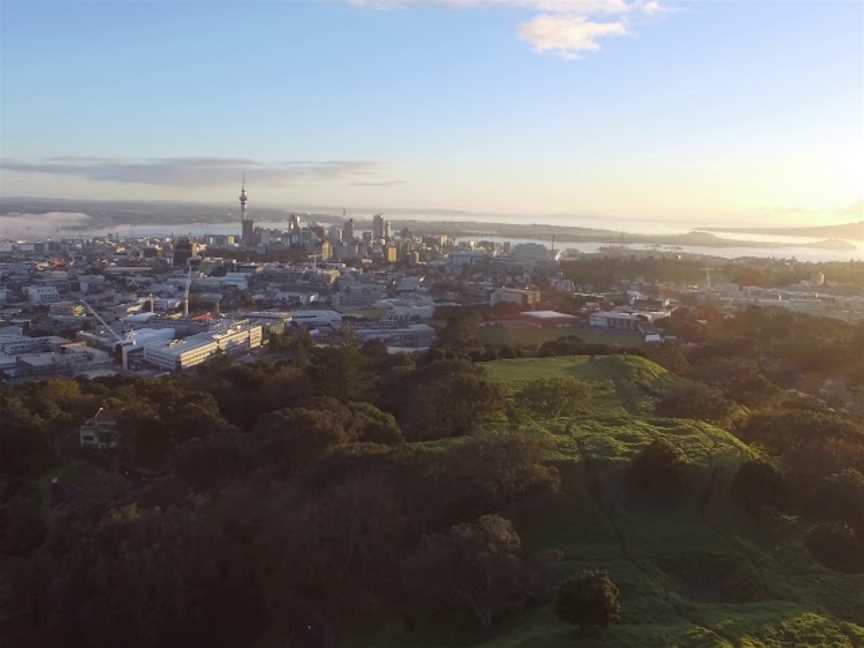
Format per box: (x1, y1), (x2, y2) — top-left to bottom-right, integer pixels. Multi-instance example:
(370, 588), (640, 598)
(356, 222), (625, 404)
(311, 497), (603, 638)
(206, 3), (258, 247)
(80, 299), (130, 370)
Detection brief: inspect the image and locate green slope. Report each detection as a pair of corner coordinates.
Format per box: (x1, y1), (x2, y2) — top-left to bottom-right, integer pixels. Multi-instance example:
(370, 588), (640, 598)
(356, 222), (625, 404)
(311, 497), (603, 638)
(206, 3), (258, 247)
(346, 355), (864, 648)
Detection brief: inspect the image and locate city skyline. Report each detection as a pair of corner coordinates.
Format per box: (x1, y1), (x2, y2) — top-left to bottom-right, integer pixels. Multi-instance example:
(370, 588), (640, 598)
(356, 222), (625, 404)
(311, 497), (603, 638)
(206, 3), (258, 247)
(1, 0), (862, 226)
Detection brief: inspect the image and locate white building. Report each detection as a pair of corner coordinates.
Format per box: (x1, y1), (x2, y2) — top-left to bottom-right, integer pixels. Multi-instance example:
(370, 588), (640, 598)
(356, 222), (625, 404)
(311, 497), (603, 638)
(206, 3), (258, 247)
(143, 321), (262, 371)
(590, 310), (669, 330)
(284, 310), (343, 329)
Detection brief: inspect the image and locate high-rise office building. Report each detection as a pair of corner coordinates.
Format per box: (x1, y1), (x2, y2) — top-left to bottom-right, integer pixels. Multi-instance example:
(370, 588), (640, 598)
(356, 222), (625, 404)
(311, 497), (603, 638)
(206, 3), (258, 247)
(372, 213), (385, 241)
(343, 218), (355, 241)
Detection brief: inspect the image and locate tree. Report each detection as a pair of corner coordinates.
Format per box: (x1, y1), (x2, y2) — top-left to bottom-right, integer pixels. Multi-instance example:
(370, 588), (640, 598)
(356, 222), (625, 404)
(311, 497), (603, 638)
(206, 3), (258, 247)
(731, 460), (787, 519)
(0, 395), (53, 476)
(348, 402), (403, 445)
(116, 400), (169, 470)
(405, 432), (562, 527)
(438, 312), (480, 350)
(253, 406), (353, 475)
(813, 468), (864, 535)
(172, 430), (249, 491)
(310, 342), (367, 401)
(402, 514), (537, 628)
(807, 522), (863, 574)
(514, 377), (592, 419)
(383, 360), (504, 440)
(555, 569), (621, 633)
(654, 381), (734, 423)
(628, 439), (687, 506)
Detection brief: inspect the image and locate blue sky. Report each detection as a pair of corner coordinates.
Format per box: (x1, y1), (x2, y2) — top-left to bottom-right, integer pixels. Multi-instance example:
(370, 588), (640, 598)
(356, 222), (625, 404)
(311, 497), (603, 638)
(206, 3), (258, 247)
(0, 0), (861, 225)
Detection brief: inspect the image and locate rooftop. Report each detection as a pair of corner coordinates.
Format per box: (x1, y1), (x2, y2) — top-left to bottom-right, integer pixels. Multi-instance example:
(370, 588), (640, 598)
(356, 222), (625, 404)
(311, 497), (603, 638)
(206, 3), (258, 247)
(522, 310), (578, 319)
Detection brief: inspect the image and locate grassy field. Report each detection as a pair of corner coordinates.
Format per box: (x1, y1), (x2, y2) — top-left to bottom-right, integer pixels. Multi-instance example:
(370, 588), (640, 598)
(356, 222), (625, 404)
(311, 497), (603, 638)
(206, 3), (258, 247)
(346, 354), (864, 648)
(477, 325), (644, 349)
(480, 354), (670, 416)
(479, 354), (666, 385)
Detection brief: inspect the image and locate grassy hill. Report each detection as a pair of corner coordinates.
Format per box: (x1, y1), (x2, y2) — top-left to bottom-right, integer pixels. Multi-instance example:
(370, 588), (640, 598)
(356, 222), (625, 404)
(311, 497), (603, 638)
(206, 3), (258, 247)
(480, 354), (671, 416)
(351, 355), (864, 648)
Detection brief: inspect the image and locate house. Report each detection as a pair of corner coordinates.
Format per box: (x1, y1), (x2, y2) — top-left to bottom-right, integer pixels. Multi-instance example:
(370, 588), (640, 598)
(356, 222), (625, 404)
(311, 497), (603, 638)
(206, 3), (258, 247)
(80, 407), (119, 449)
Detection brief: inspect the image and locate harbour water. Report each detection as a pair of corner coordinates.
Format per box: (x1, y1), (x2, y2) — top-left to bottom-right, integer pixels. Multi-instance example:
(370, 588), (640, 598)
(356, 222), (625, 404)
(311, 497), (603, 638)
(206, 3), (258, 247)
(1, 210), (861, 263)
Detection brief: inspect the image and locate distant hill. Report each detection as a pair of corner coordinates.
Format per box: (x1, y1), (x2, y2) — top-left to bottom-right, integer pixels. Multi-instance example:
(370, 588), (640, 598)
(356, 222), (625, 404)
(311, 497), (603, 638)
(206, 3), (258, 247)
(701, 221), (864, 240)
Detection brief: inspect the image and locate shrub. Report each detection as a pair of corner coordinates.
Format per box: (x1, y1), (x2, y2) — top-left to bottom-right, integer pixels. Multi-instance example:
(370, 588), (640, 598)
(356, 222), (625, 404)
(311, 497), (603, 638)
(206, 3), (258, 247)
(807, 522), (864, 574)
(731, 460), (787, 518)
(514, 377), (592, 419)
(555, 569), (621, 633)
(402, 514), (537, 628)
(628, 439), (687, 506)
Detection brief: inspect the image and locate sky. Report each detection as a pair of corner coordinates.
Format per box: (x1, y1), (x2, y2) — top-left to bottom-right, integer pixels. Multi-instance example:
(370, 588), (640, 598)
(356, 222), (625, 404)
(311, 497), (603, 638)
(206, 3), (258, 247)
(0, 0), (862, 227)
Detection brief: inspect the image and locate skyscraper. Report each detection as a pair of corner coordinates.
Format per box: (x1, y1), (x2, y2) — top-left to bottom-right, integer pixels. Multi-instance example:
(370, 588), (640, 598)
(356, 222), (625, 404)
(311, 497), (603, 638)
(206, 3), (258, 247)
(343, 218), (355, 241)
(372, 213), (385, 241)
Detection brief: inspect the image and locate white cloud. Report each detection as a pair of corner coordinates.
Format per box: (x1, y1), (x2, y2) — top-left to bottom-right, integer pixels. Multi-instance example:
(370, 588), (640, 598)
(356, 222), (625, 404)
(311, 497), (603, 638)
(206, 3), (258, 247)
(519, 14), (627, 58)
(350, 0), (663, 59)
(352, 0), (632, 12)
(640, 0), (663, 15)
(351, 0), (661, 14)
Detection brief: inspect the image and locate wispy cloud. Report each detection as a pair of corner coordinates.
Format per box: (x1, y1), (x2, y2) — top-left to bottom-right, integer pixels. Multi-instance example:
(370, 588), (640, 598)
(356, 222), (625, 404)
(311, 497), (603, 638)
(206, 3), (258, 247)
(0, 157), (385, 187)
(350, 0), (663, 59)
(348, 179), (407, 186)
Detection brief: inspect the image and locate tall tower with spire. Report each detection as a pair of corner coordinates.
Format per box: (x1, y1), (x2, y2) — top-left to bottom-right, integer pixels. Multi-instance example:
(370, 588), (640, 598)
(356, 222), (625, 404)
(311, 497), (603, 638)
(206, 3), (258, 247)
(240, 175), (255, 247)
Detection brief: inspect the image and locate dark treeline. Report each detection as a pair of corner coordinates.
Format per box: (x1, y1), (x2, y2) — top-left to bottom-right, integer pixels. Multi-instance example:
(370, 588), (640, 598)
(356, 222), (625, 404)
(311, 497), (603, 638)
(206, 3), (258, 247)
(0, 338), (573, 647)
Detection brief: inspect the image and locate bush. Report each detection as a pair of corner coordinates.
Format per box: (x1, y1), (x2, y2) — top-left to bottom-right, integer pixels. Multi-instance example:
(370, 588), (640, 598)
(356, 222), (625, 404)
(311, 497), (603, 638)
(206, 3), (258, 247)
(514, 377), (592, 419)
(348, 402), (403, 445)
(731, 460), (787, 518)
(655, 381), (734, 422)
(402, 515), (537, 628)
(807, 522), (864, 574)
(628, 439), (687, 506)
(555, 569), (621, 633)
(811, 468), (864, 535)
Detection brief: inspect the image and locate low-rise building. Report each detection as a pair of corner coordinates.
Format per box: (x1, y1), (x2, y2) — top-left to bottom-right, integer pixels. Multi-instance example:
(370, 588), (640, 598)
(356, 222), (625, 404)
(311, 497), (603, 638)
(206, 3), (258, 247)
(589, 309), (669, 330)
(142, 320), (262, 371)
(490, 287), (541, 308)
(520, 310), (580, 327)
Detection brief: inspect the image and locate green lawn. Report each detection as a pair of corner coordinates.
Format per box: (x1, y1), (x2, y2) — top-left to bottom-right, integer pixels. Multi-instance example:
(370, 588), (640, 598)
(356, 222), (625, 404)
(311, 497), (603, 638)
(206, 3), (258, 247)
(480, 354), (666, 385)
(479, 354), (671, 416)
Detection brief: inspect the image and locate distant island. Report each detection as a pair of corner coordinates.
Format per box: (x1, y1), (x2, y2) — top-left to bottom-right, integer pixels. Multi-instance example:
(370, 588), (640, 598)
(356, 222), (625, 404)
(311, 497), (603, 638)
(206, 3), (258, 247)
(0, 197), (859, 252)
(391, 220), (860, 251)
(700, 221), (863, 240)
